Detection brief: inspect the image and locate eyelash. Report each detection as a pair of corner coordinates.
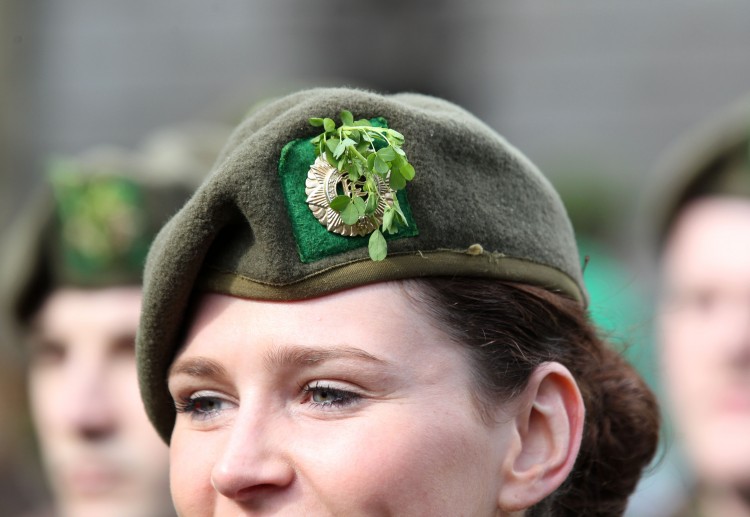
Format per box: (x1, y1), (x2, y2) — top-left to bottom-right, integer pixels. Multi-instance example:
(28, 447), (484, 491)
(172, 382), (362, 420)
(301, 382), (361, 410)
(174, 394), (228, 421)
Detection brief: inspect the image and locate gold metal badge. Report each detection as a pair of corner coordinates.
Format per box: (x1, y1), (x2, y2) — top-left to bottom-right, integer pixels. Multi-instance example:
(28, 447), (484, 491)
(305, 156), (393, 237)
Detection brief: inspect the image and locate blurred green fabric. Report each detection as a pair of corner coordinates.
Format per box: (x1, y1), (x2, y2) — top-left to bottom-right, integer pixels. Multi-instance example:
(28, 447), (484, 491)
(579, 237), (658, 392)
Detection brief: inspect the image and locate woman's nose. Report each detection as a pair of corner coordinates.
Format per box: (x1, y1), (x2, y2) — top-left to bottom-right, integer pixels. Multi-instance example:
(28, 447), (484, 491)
(210, 407), (295, 503)
(62, 354), (118, 440)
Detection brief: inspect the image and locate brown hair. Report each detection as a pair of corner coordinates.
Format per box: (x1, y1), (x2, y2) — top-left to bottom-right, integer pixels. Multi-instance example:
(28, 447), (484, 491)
(408, 278), (660, 516)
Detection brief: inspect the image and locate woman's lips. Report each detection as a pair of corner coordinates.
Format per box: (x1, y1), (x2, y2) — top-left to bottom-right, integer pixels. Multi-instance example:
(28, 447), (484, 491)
(64, 464), (126, 496)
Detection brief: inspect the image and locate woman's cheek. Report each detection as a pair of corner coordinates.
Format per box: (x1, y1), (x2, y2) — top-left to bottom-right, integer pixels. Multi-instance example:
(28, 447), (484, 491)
(170, 430), (218, 515)
(297, 417), (432, 503)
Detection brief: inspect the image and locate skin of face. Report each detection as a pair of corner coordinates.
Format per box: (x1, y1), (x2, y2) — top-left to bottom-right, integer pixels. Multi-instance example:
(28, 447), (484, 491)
(168, 283), (527, 516)
(659, 197), (750, 487)
(28, 287), (173, 517)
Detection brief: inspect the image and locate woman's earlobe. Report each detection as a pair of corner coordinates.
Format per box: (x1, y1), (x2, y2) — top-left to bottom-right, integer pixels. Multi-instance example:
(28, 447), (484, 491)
(497, 362), (585, 512)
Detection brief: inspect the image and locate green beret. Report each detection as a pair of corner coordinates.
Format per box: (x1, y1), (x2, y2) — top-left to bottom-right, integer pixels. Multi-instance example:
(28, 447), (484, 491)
(648, 94), (750, 248)
(0, 153), (194, 337)
(136, 87), (587, 442)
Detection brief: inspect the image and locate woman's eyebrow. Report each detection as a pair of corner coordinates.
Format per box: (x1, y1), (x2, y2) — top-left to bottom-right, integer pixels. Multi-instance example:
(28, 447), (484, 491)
(263, 344), (393, 371)
(168, 356), (229, 380)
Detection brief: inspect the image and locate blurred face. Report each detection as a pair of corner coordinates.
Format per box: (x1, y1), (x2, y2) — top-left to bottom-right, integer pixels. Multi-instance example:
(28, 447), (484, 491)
(28, 287), (173, 517)
(659, 198), (750, 486)
(168, 283), (514, 516)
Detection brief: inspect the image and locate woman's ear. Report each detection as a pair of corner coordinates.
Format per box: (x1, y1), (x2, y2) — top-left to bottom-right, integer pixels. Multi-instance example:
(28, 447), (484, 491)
(496, 362), (585, 512)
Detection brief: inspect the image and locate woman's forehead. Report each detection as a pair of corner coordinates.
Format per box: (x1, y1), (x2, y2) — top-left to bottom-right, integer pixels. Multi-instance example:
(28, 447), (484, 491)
(35, 286), (142, 331)
(662, 197), (750, 281)
(176, 283), (458, 371)
(189, 282), (410, 326)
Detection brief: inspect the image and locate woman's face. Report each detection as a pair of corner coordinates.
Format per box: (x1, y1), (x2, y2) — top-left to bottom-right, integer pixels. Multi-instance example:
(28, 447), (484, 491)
(659, 198), (750, 485)
(29, 287), (172, 517)
(168, 283), (516, 516)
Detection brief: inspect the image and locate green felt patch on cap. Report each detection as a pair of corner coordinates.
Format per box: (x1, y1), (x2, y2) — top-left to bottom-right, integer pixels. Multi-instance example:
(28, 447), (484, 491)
(49, 162), (149, 283)
(278, 137), (418, 263)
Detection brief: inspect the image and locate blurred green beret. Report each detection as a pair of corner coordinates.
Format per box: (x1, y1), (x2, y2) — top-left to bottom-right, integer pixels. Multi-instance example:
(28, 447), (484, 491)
(0, 152), (194, 337)
(648, 94), (750, 249)
(136, 87), (587, 442)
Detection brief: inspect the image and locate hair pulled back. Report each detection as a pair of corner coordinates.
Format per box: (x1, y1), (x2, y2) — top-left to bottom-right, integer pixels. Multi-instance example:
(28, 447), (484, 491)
(409, 278), (659, 517)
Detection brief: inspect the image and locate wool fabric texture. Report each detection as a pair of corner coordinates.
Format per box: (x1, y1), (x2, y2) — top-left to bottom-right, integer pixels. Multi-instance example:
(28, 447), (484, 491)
(136, 87), (587, 442)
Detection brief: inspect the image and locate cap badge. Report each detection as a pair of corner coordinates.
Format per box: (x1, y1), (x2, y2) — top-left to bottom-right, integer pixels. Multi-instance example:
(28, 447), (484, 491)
(306, 110), (415, 261)
(305, 155), (393, 237)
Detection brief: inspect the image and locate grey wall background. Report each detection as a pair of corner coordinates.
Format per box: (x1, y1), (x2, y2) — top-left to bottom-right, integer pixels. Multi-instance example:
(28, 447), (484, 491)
(4, 1), (750, 245)
(2, 1), (750, 515)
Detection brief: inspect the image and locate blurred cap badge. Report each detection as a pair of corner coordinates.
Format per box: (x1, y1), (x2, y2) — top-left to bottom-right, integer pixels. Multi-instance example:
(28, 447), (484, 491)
(49, 161), (149, 282)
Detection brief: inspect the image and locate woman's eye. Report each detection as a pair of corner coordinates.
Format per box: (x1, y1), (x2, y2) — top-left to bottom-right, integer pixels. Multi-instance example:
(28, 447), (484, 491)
(303, 382), (361, 409)
(28, 339), (66, 367)
(672, 288), (719, 315)
(174, 393), (231, 421)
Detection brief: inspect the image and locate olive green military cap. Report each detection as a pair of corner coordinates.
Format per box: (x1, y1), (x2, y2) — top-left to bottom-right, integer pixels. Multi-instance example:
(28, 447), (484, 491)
(648, 94), (750, 248)
(0, 151), (194, 338)
(137, 87), (587, 442)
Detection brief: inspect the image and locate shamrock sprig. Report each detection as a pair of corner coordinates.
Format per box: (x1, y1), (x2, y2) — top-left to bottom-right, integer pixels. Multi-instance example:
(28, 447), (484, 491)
(309, 110), (415, 261)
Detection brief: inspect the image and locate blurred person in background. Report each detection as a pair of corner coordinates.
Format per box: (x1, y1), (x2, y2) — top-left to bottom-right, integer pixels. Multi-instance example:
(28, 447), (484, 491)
(648, 96), (750, 517)
(0, 125), (228, 516)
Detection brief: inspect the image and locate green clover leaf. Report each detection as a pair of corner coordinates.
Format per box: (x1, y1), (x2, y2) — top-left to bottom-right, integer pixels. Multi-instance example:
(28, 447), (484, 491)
(310, 110), (416, 260)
